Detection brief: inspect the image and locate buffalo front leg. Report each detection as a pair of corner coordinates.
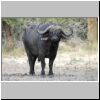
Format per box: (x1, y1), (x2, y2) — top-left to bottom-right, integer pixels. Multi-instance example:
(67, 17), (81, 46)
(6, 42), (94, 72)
(28, 53), (37, 75)
(41, 58), (45, 76)
(48, 58), (55, 75)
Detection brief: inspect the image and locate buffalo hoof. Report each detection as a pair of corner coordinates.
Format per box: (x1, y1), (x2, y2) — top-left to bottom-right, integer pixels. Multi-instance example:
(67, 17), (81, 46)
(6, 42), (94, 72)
(41, 71), (45, 76)
(48, 74), (54, 78)
(48, 72), (54, 77)
(29, 71), (35, 76)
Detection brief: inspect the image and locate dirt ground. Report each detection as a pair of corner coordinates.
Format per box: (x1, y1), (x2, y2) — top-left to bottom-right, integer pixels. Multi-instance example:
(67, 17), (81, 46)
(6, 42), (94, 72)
(2, 50), (98, 81)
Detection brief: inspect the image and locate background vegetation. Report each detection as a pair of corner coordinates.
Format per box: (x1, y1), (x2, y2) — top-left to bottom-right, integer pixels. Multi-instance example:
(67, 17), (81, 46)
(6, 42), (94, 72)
(2, 17), (98, 57)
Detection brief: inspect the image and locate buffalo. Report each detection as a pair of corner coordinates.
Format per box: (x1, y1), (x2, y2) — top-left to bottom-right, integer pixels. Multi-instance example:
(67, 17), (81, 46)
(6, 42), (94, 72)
(22, 23), (73, 76)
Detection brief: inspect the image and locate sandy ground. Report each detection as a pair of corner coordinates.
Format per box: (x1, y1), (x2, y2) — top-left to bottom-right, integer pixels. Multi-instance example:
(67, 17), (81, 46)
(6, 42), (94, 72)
(2, 51), (98, 81)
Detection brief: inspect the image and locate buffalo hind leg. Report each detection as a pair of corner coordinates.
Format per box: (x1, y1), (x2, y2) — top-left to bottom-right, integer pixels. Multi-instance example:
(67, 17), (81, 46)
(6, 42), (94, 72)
(23, 44), (37, 75)
(28, 53), (37, 75)
(48, 58), (55, 75)
(41, 58), (45, 76)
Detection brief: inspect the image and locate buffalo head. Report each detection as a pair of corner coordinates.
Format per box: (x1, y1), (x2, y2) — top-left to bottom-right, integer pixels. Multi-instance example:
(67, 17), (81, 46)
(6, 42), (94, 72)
(38, 24), (73, 42)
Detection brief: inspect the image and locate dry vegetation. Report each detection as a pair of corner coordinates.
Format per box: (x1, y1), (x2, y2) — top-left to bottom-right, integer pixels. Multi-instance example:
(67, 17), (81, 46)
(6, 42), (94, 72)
(2, 40), (98, 81)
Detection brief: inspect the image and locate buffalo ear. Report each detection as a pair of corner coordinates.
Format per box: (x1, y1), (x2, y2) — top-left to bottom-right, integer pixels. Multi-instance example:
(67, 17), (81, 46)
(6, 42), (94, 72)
(41, 29), (50, 37)
(40, 30), (50, 41)
(38, 27), (50, 35)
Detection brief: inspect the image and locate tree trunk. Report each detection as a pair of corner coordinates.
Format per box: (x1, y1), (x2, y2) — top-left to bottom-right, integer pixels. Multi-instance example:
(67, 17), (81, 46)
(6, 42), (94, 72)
(3, 21), (14, 50)
(87, 18), (98, 42)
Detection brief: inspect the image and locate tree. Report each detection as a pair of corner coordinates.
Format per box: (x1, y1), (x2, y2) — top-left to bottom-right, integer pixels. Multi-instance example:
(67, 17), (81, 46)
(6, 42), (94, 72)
(87, 18), (98, 42)
(2, 18), (15, 50)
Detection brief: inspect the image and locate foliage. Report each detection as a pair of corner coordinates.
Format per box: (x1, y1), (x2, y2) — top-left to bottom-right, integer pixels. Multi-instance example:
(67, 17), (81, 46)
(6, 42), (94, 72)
(2, 17), (88, 50)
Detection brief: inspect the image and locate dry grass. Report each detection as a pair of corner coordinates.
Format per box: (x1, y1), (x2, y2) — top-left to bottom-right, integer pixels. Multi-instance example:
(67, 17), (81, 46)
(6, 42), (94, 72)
(58, 40), (98, 55)
(2, 39), (98, 58)
(2, 40), (98, 81)
(2, 47), (26, 58)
